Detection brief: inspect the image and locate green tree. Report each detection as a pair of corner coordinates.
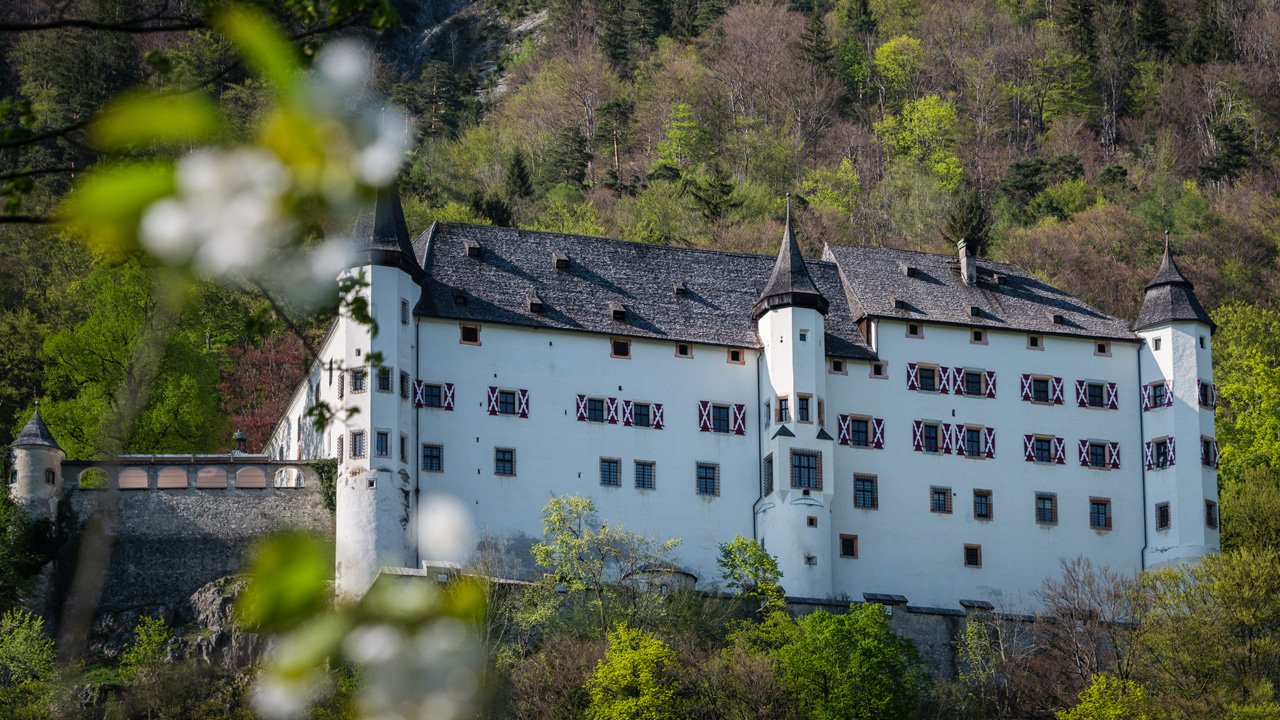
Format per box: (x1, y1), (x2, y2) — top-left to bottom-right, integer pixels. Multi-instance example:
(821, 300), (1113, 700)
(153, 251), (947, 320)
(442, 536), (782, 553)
(1058, 674), (1154, 720)
(655, 103), (706, 176)
(1057, 0), (1097, 59)
(585, 624), (680, 720)
(942, 182), (991, 256)
(802, 157), (862, 215)
(796, 6), (836, 77)
(717, 536), (784, 615)
(1221, 467), (1280, 553)
(1135, 0), (1172, 56)
(873, 95), (962, 190)
(120, 615), (173, 677)
(392, 61), (462, 140)
(504, 150), (534, 200)
(529, 185), (606, 236)
(774, 604), (923, 720)
(0, 608), (55, 715)
(685, 163), (741, 222)
(1212, 303), (1280, 481)
(0, 490), (53, 614)
(540, 124), (592, 191)
(838, 0), (877, 36)
(872, 35), (924, 111)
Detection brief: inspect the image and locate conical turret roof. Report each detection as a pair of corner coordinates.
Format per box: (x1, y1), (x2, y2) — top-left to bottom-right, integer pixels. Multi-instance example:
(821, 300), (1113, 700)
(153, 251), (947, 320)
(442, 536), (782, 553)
(753, 199), (829, 319)
(12, 407), (61, 451)
(350, 182), (423, 281)
(1134, 238), (1214, 332)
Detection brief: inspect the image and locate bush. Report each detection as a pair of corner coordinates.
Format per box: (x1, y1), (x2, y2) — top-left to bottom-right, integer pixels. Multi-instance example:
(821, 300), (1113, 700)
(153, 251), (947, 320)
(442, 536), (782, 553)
(586, 625), (679, 720)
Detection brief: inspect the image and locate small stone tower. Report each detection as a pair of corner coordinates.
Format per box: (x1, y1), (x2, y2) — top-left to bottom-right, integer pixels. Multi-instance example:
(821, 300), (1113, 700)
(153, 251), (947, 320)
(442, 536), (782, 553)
(9, 407), (65, 522)
(1133, 240), (1219, 569)
(754, 201), (836, 599)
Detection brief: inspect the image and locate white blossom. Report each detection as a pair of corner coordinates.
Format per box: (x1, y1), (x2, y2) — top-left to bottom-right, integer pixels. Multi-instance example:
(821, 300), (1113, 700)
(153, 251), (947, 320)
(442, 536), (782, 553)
(417, 495), (475, 564)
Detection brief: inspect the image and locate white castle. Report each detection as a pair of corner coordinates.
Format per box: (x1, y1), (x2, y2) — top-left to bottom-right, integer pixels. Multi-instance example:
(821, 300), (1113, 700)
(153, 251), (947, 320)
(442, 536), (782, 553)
(10, 190), (1220, 610)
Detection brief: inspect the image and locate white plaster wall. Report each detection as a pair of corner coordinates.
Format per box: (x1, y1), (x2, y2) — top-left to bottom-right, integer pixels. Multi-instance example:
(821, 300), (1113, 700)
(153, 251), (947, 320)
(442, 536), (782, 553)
(10, 444), (63, 521)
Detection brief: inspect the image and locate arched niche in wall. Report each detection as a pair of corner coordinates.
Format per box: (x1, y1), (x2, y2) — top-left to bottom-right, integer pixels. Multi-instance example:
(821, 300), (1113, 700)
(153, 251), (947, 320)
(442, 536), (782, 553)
(196, 467), (228, 488)
(235, 467), (267, 488)
(78, 467), (109, 490)
(157, 466), (188, 489)
(118, 467), (148, 490)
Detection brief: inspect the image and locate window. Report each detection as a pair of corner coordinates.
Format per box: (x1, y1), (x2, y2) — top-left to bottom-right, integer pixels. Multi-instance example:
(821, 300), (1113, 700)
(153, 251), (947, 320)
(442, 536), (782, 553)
(338, 371), (345, 399)
(1150, 383), (1169, 408)
(850, 418), (870, 447)
(806, 515), (818, 527)
(871, 362), (886, 378)
(791, 450), (820, 490)
(1155, 502), (1171, 530)
(696, 463), (719, 496)
(854, 475), (878, 509)
(328, 360), (334, 386)
(1090, 498), (1112, 530)
(423, 384), (443, 408)
(675, 343), (692, 358)
(1153, 438), (1171, 468)
(633, 403), (651, 428)
(840, 534), (858, 558)
(1095, 341), (1111, 356)
(1205, 500), (1219, 529)
(923, 423), (940, 453)
(830, 358), (846, 374)
(918, 366), (937, 392)
(799, 330), (808, 342)
(1034, 437), (1053, 463)
(611, 338), (631, 358)
(711, 404), (731, 433)
(817, 399), (825, 428)
(971, 329), (986, 344)
(1198, 381), (1214, 408)
(587, 398), (605, 422)
(635, 461), (655, 490)
(763, 401), (770, 427)
(337, 435), (344, 461)
(1032, 377), (1050, 402)
(907, 323), (923, 338)
(399, 371), (410, 399)
(964, 544), (982, 567)
(1153, 337), (1162, 351)
(1202, 437), (1217, 467)
(973, 490), (992, 520)
(494, 448), (516, 476)
(498, 390), (517, 415)
(777, 397), (790, 423)
(964, 371), (983, 396)
(375, 431), (390, 457)
(1035, 493), (1058, 525)
(930, 487), (952, 514)
(600, 458), (621, 487)
(400, 299), (410, 325)
(965, 427), (982, 457)
(1200, 335), (1207, 349)
(1088, 442), (1107, 468)
(351, 368), (367, 393)
(460, 324), (480, 345)
(399, 434), (407, 463)
(377, 366), (393, 393)
(44, 468), (55, 485)
(762, 454), (774, 495)
(1086, 382), (1104, 407)
(351, 430), (366, 458)
(1028, 335), (1042, 349)
(422, 444), (443, 472)
(728, 348), (744, 364)
(797, 395), (812, 423)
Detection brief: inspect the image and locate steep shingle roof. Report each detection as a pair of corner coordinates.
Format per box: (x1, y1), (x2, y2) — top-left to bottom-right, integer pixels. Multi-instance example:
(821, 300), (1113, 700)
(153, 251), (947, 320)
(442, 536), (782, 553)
(350, 184), (422, 281)
(414, 223), (875, 358)
(823, 244), (1136, 341)
(753, 203), (829, 319)
(1134, 246), (1214, 332)
(12, 408), (61, 451)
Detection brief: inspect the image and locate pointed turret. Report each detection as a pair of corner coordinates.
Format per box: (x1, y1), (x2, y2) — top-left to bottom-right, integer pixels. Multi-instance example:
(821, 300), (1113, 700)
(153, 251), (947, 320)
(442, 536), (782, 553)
(1134, 238), (1213, 332)
(350, 182), (422, 281)
(753, 198), (829, 319)
(12, 406), (61, 452)
(9, 406), (64, 521)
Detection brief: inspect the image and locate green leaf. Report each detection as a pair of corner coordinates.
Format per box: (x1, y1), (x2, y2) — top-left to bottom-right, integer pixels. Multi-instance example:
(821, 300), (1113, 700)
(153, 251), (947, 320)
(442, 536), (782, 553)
(213, 4), (301, 94)
(58, 162), (176, 256)
(236, 531), (334, 632)
(90, 91), (224, 151)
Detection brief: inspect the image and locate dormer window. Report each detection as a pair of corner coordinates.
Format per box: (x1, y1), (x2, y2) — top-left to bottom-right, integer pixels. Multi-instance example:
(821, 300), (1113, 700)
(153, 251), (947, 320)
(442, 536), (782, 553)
(527, 295), (545, 313)
(553, 252), (570, 270)
(453, 293), (468, 306)
(673, 281), (687, 295)
(894, 299), (908, 310)
(969, 305), (981, 317)
(1051, 313), (1065, 325)
(464, 240), (482, 257)
(610, 303), (627, 321)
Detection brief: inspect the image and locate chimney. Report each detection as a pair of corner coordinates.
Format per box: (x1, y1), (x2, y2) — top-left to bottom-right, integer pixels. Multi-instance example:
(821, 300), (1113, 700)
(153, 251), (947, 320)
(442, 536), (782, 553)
(958, 238), (976, 286)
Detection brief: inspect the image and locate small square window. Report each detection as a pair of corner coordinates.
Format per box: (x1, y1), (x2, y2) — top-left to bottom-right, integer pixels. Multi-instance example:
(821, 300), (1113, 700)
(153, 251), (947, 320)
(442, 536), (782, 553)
(587, 397), (605, 422)
(964, 544), (982, 567)
(696, 463), (719, 496)
(600, 458), (621, 487)
(973, 489), (992, 520)
(495, 448), (516, 476)
(871, 362), (886, 378)
(375, 431), (390, 458)
(1035, 493), (1058, 525)
(1088, 442), (1107, 468)
(1095, 341), (1111, 356)
(498, 390), (517, 415)
(806, 515), (818, 528)
(460, 324), (481, 345)
(728, 348), (744, 364)
(377, 366), (393, 393)
(711, 404), (731, 433)
(964, 371), (983, 396)
(854, 474), (878, 509)
(675, 343), (693, 358)
(930, 486), (952, 514)
(830, 359), (846, 374)
(840, 534), (858, 558)
(918, 366), (937, 392)
(424, 384), (443, 408)
(633, 402), (651, 428)
(907, 323), (923, 338)
(1155, 502), (1171, 530)
(1205, 500), (1219, 529)
(971, 329), (986, 344)
(1090, 497), (1112, 530)
(1028, 335), (1042, 350)
(351, 368), (367, 393)
(799, 330), (809, 342)
(635, 461), (655, 489)
(611, 338), (631, 358)
(422, 444), (443, 472)
(1153, 337), (1162, 351)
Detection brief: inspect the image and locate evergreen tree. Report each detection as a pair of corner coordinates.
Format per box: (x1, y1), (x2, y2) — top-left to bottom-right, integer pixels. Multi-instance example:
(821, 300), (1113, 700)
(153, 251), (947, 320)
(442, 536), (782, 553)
(599, 0), (632, 77)
(505, 150), (534, 200)
(1200, 117), (1251, 182)
(1135, 0), (1173, 56)
(1181, 0), (1234, 64)
(796, 4), (836, 77)
(942, 183), (992, 257)
(597, 99), (635, 191)
(685, 163), (741, 222)
(539, 124), (592, 191)
(392, 61), (460, 140)
(1058, 0), (1097, 59)
(468, 191), (514, 227)
(840, 0), (876, 36)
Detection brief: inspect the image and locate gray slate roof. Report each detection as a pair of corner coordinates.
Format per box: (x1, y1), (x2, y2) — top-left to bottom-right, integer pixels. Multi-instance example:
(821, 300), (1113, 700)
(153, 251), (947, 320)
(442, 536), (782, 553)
(12, 408), (61, 450)
(1134, 249), (1214, 332)
(351, 184), (422, 281)
(753, 205), (829, 319)
(823, 245), (1137, 341)
(413, 223), (876, 358)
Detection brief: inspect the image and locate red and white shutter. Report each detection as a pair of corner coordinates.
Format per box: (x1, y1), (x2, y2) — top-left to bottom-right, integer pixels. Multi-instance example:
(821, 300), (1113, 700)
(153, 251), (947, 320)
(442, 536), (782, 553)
(984, 371), (997, 399)
(1020, 374), (1032, 401)
(1075, 380), (1088, 407)
(517, 389), (529, 418)
(1167, 437), (1175, 465)
(912, 421), (924, 452)
(939, 366), (951, 395)
(907, 363), (919, 391)
(871, 418), (885, 449)
(413, 380), (427, 408)
(1141, 384), (1152, 412)
(606, 397), (618, 425)
(837, 414), (851, 445)
(575, 394), (588, 422)
(1053, 437), (1066, 464)
(622, 400), (634, 427)
(1143, 441), (1154, 470)
(732, 404), (746, 435)
(941, 423), (953, 454)
(1212, 440), (1219, 468)
(1108, 442), (1120, 469)
(1164, 381), (1174, 407)
(487, 386), (499, 415)
(1050, 377), (1065, 405)
(952, 367), (965, 396)
(1078, 439), (1090, 466)
(652, 403), (664, 429)
(1106, 382), (1118, 410)
(1023, 434), (1035, 462)
(983, 427), (995, 458)
(952, 425), (965, 456)
(1210, 383), (1219, 409)
(697, 401), (711, 432)
(443, 383), (455, 411)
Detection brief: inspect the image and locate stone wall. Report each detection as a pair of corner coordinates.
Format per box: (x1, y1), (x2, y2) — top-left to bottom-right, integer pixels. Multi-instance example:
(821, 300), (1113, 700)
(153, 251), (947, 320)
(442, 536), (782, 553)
(67, 485), (333, 612)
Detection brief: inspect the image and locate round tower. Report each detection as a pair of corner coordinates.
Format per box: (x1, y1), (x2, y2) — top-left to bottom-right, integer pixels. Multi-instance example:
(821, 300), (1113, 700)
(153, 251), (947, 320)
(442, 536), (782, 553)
(1133, 238), (1219, 569)
(8, 406), (65, 522)
(754, 199), (836, 599)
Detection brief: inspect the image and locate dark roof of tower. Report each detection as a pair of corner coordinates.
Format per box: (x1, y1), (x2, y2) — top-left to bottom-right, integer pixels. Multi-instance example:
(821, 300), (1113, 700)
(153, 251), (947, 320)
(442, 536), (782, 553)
(1134, 244), (1214, 331)
(350, 183), (423, 281)
(752, 202), (829, 319)
(12, 407), (61, 451)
